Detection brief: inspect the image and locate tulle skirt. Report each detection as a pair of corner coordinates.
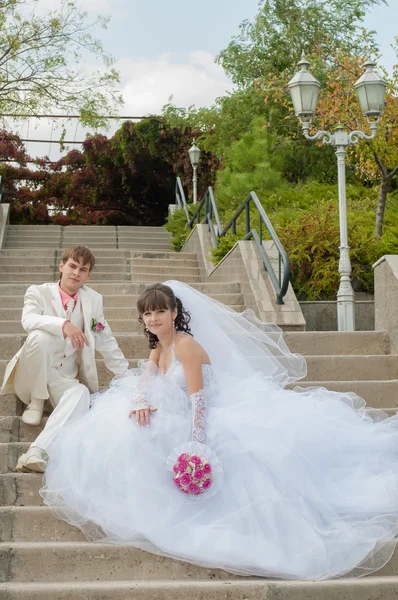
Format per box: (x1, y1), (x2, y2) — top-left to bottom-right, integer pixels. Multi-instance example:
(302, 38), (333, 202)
(40, 368), (398, 580)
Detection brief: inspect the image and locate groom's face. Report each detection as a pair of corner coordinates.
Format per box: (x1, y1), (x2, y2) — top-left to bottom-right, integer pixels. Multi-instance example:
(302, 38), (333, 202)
(59, 258), (92, 292)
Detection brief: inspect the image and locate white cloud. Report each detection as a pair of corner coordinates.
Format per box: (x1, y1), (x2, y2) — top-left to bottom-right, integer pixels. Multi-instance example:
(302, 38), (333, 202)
(3, 51), (233, 161)
(117, 52), (234, 116)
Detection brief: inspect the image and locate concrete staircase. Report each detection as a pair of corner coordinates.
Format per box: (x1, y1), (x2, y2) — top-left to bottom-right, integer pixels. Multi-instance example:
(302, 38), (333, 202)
(1, 225), (398, 598)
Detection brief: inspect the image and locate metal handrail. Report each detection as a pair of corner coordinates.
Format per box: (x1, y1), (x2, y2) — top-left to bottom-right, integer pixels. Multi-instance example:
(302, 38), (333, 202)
(219, 191), (290, 304)
(175, 177), (222, 242)
(174, 179), (290, 304)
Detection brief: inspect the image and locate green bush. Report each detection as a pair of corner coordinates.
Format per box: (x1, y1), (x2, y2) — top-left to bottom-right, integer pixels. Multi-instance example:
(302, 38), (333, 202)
(208, 184), (398, 299)
(210, 234), (241, 264)
(165, 208), (193, 251)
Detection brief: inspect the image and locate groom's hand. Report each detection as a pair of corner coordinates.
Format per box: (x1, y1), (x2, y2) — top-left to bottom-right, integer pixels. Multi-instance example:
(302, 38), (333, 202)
(63, 321), (89, 350)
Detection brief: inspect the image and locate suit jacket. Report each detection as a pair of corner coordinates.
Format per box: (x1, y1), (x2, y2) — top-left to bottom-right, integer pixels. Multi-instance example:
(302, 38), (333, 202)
(0, 282), (129, 395)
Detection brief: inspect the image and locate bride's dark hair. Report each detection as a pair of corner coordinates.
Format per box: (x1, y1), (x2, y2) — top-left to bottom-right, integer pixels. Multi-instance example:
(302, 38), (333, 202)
(137, 283), (192, 349)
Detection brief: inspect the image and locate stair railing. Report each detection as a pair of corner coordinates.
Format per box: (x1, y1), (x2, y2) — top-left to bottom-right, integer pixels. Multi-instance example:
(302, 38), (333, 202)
(174, 178), (290, 305)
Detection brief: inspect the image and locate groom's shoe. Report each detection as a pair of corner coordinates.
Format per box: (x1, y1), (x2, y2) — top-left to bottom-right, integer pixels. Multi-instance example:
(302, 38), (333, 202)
(16, 447), (47, 473)
(21, 398), (45, 426)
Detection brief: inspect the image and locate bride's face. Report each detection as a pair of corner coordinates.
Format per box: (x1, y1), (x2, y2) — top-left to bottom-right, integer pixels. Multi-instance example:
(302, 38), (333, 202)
(142, 306), (177, 336)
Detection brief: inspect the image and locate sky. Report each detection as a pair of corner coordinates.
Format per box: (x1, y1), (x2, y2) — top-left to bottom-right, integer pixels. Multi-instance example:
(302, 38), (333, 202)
(4, 0), (398, 161)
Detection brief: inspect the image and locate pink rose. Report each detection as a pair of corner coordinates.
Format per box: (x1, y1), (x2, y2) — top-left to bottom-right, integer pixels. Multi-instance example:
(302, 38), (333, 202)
(95, 322), (105, 332)
(203, 463), (212, 474)
(202, 478), (212, 490)
(174, 477), (181, 487)
(177, 453), (188, 462)
(178, 459), (188, 472)
(190, 455), (201, 466)
(173, 464), (179, 474)
(194, 469), (204, 480)
(180, 473), (192, 486)
(188, 483), (200, 495)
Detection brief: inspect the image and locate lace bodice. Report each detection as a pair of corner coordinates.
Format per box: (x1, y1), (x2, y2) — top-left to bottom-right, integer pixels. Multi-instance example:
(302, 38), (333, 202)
(163, 349), (213, 396)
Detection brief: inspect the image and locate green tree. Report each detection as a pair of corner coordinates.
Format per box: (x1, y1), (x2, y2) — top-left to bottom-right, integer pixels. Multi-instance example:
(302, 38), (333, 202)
(217, 0), (384, 87)
(162, 87), (266, 159)
(0, 0), (122, 127)
(213, 118), (283, 212)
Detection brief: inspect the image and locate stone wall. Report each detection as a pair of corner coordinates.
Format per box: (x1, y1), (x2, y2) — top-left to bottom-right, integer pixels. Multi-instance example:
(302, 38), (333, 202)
(374, 255), (398, 353)
(300, 301), (374, 331)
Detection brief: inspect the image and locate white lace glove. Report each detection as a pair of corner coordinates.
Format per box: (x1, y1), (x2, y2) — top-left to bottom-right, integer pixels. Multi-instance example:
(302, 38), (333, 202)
(131, 391), (149, 411)
(191, 389), (207, 444)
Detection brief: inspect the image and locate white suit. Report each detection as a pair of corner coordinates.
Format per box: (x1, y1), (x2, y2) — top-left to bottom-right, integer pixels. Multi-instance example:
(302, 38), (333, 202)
(0, 282), (129, 451)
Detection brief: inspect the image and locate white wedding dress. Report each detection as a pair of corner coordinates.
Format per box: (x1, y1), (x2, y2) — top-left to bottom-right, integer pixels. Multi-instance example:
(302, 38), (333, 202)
(41, 281), (398, 580)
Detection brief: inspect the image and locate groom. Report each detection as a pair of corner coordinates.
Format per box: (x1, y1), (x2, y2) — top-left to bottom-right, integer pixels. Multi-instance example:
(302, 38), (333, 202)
(0, 245), (129, 473)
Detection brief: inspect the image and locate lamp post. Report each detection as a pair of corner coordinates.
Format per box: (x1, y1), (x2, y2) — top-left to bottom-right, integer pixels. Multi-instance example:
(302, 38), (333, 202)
(188, 139), (201, 205)
(288, 54), (387, 331)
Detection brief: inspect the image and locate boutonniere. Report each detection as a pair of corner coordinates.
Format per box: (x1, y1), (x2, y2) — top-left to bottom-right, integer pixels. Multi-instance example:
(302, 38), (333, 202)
(91, 318), (105, 334)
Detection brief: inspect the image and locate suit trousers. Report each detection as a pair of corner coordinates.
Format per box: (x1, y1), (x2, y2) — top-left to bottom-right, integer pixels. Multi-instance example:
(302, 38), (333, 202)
(13, 330), (90, 452)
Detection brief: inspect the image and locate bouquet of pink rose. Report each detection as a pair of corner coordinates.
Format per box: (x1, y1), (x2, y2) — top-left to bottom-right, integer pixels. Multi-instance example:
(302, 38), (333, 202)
(166, 441), (223, 500)
(172, 452), (213, 495)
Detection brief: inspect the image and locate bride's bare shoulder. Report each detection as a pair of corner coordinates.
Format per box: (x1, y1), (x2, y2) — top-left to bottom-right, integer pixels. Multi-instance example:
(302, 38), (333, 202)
(175, 333), (210, 364)
(175, 333), (202, 354)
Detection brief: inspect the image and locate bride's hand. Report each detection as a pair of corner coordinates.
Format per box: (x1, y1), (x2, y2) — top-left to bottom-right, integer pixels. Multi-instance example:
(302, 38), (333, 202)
(129, 405), (158, 427)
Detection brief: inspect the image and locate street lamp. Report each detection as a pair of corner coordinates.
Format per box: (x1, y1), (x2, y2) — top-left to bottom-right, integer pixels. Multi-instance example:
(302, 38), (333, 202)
(288, 53), (387, 331)
(188, 139), (201, 205)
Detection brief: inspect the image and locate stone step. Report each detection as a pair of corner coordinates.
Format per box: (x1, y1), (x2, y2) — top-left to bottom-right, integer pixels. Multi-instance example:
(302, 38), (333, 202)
(118, 232), (170, 239)
(287, 380), (398, 408)
(118, 243), (171, 250)
(0, 395), (21, 418)
(2, 579), (398, 600)
(0, 442), (28, 472)
(0, 273), (132, 283)
(0, 336), (22, 359)
(0, 275), (59, 283)
(0, 264), (129, 273)
(0, 320), (140, 334)
(0, 306), (244, 323)
(0, 291), (243, 309)
(129, 252), (197, 260)
(0, 415), (47, 442)
(303, 355), (398, 381)
(0, 540), (240, 582)
(131, 265), (200, 276)
(6, 233), (61, 245)
(1, 539), (396, 584)
(0, 266), (54, 273)
(125, 273), (200, 283)
(118, 226), (168, 231)
(0, 507), (398, 600)
(0, 327), (395, 378)
(283, 331), (390, 355)
(5, 242), (63, 249)
(0, 309), (245, 334)
(0, 578), (397, 600)
(130, 258), (199, 267)
(7, 226), (62, 230)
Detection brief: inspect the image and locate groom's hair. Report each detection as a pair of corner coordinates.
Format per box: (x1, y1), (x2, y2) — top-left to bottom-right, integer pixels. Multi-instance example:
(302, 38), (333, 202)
(60, 246), (96, 272)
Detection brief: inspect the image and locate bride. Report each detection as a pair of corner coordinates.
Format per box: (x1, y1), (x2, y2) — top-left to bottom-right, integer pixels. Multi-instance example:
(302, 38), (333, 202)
(41, 281), (398, 580)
